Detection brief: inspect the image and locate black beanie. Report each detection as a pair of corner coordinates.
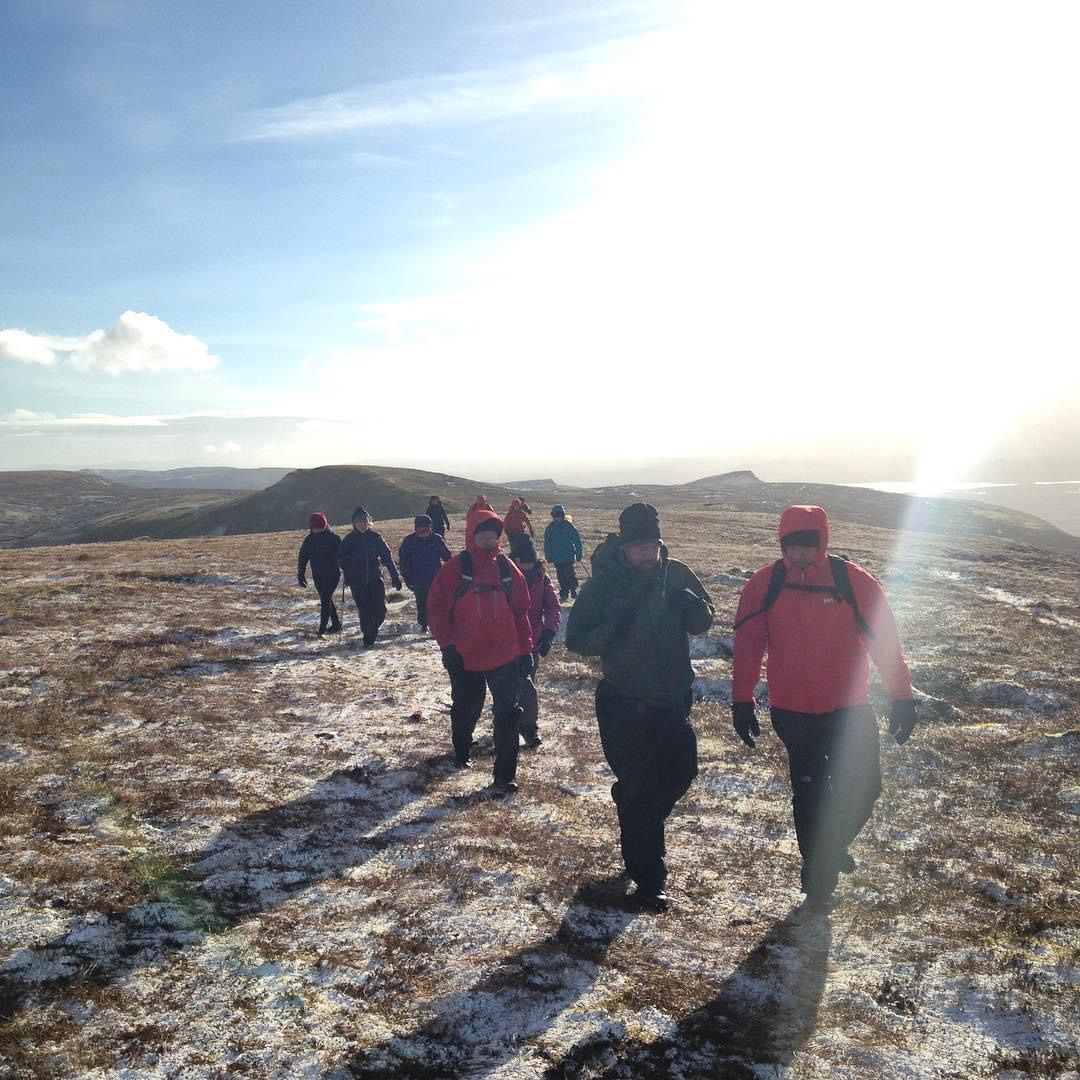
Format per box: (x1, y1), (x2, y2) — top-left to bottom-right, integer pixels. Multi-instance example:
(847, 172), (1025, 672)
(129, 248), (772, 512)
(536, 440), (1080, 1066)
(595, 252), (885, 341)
(618, 502), (662, 542)
(781, 529), (820, 549)
(473, 517), (503, 537)
(509, 533), (537, 562)
(351, 505), (370, 522)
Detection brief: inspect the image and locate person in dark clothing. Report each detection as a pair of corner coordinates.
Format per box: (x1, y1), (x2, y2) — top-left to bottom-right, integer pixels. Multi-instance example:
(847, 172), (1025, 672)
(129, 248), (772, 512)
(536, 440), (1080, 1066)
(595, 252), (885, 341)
(565, 503), (714, 912)
(297, 512), (342, 635)
(543, 504), (584, 600)
(336, 505), (403, 647)
(398, 515), (453, 631)
(427, 510), (534, 796)
(732, 505), (916, 913)
(508, 533), (561, 748)
(425, 496), (451, 537)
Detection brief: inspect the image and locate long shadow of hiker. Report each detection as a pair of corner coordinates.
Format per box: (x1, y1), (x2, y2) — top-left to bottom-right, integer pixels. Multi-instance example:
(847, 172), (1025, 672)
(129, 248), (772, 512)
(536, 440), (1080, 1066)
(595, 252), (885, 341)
(0, 756), (458, 1022)
(547, 908), (832, 1079)
(338, 877), (638, 1079)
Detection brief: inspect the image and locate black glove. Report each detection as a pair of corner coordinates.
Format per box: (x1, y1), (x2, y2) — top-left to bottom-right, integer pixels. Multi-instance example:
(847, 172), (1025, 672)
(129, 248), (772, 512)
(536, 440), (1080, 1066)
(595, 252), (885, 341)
(538, 628), (556, 657)
(441, 645), (464, 673)
(888, 699), (917, 745)
(518, 653), (534, 678)
(732, 702), (761, 749)
(298, 575), (307, 588)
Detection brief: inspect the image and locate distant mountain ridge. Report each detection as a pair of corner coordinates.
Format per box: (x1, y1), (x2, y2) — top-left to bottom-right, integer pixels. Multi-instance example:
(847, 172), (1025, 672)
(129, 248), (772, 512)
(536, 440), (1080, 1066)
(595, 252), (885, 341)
(90, 467), (293, 491)
(2, 464), (1078, 554)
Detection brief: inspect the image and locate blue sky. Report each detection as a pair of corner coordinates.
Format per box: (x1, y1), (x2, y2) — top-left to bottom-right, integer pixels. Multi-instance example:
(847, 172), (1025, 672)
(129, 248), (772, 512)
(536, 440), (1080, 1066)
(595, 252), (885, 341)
(2, 1), (1079, 483)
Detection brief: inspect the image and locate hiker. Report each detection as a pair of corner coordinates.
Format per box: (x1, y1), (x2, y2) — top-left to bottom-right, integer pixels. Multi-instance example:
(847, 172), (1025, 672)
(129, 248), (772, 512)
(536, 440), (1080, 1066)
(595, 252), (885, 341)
(336, 505), (403, 647)
(503, 498), (534, 539)
(731, 504), (917, 913)
(398, 515), (453, 632)
(508, 533), (561, 749)
(565, 503), (714, 912)
(297, 512), (342, 635)
(543, 504), (584, 601)
(425, 495), (452, 538)
(467, 493), (493, 522)
(427, 508), (534, 796)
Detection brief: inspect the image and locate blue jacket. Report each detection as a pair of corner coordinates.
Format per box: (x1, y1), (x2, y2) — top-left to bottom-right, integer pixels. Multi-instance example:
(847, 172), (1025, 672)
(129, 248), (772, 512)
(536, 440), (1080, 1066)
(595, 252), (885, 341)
(398, 532), (453, 590)
(337, 529), (400, 589)
(543, 519), (583, 564)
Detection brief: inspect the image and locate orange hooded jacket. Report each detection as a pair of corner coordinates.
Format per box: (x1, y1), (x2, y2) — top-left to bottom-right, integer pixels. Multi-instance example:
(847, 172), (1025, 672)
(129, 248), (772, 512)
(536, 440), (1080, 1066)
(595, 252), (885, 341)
(732, 505), (913, 713)
(427, 508), (534, 671)
(503, 498), (534, 538)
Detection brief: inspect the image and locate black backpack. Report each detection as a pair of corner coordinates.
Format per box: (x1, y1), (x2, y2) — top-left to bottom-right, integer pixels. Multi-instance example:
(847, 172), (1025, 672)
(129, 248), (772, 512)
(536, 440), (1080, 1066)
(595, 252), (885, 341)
(454, 550), (515, 601)
(734, 554), (874, 638)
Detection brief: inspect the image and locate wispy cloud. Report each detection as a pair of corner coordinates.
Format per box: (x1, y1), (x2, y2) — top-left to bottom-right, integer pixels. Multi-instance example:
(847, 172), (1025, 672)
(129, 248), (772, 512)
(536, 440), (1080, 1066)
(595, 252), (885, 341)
(204, 441), (242, 455)
(0, 312), (219, 375)
(239, 36), (665, 141)
(1, 409), (168, 428)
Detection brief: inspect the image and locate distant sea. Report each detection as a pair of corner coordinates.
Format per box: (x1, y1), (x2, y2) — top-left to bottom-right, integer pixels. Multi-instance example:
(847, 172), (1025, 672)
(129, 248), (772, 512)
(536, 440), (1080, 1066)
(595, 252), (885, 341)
(852, 481), (1080, 538)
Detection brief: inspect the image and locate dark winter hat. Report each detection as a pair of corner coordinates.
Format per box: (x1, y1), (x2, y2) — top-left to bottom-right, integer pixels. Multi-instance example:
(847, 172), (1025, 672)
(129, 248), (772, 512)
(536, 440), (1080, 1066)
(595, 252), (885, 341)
(473, 516), (503, 537)
(618, 502), (662, 543)
(509, 533), (537, 562)
(781, 529), (820, 549)
(309, 512), (329, 531)
(351, 505), (370, 522)
(415, 514), (433, 530)
(551, 504), (565, 518)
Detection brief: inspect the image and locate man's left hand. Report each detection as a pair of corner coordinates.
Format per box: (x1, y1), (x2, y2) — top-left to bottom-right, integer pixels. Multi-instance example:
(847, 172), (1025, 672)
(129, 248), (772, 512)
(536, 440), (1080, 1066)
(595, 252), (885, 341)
(888, 699), (917, 744)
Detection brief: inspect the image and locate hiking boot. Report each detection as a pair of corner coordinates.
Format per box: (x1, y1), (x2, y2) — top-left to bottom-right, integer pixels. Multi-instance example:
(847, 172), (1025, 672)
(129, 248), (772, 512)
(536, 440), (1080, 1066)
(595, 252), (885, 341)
(795, 890), (838, 919)
(453, 756), (471, 769)
(570, 589), (577, 598)
(490, 781), (519, 797)
(630, 888), (669, 913)
(317, 628), (326, 637)
(326, 624), (342, 634)
(523, 734), (542, 749)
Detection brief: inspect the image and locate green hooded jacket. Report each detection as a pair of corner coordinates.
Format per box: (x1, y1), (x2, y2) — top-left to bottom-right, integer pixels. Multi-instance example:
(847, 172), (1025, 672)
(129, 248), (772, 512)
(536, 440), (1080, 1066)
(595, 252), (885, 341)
(565, 534), (714, 705)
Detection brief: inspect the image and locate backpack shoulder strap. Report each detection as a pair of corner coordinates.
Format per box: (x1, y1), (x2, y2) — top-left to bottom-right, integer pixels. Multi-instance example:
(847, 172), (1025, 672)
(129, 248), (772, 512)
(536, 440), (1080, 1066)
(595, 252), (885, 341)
(495, 553), (514, 599)
(827, 555), (875, 638)
(454, 550), (473, 599)
(733, 560), (786, 631)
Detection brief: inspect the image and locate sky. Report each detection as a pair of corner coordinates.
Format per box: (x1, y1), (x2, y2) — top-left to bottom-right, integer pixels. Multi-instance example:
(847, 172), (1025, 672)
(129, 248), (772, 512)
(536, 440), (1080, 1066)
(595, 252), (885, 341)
(2, 0), (1078, 486)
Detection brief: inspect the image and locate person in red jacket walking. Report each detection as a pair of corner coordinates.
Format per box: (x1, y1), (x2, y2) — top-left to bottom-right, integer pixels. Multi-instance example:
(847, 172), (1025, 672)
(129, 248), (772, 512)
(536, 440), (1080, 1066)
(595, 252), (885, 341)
(503, 498), (535, 539)
(731, 505), (917, 912)
(508, 533), (561, 749)
(427, 509), (535, 795)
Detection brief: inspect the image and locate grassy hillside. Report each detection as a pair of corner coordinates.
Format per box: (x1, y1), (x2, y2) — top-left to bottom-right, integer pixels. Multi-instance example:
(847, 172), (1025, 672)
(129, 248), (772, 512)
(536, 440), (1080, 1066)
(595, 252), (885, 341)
(0, 508), (1076, 1076)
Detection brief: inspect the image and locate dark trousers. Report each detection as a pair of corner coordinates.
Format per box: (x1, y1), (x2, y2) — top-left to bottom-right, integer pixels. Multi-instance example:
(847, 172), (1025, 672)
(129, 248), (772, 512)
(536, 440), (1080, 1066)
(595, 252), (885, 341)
(595, 680), (698, 894)
(348, 579), (387, 644)
(554, 561), (578, 598)
(315, 579), (341, 633)
(518, 655), (540, 740)
(445, 659), (523, 785)
(771, 706), (882, 894)
(414, 583), (430, 628)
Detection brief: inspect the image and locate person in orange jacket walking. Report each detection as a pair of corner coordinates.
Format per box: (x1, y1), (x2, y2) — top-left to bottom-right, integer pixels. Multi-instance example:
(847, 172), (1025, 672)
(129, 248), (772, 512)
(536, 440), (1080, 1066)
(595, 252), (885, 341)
(427, 508), (534, 796)
(731, 504), (917, 912)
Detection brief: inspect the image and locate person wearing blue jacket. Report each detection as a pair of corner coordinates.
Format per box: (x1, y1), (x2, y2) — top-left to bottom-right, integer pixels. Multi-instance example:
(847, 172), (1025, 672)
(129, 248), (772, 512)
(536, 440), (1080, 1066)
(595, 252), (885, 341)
(543, 505), (584, 601)
(336, 505), (402, 647)
(398, 515), (453, 631)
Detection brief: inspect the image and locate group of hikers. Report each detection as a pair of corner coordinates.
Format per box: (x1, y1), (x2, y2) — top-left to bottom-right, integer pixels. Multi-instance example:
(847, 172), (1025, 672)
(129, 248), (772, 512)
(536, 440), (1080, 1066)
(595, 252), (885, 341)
(297, 495), (917, 916)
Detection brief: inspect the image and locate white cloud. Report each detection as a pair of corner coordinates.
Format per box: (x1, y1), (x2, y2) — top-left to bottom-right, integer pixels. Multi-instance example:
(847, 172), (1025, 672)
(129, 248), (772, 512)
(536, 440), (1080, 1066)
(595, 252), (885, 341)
(240, 34), (668, 141)
(0, 312), (219, 376)
(0, 410), (167, 428)
(204, 441), (242, 455)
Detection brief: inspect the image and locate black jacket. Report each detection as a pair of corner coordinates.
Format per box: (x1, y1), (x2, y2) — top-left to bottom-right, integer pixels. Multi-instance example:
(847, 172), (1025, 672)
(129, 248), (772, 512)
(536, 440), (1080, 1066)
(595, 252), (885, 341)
(426, 500), (451, 534)
(337, 529), (401, 589)
(298, 530), (342, 590)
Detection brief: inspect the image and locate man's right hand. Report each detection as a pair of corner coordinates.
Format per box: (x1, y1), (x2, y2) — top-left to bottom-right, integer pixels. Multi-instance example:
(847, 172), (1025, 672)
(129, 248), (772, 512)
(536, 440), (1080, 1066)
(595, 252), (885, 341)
(732, 702), (761, 749)
(441, 645), (465, 673)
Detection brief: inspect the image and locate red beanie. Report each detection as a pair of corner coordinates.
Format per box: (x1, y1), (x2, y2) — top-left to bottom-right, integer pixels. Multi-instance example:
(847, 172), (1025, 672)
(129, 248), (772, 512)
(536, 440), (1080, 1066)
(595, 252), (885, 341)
(309, 512), (329, 531)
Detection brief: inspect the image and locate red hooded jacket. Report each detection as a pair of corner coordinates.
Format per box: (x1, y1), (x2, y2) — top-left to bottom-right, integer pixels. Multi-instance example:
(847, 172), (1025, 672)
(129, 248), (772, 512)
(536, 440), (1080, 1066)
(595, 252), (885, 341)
(732, 505), (913, 713)
(427, 509), (534, 671)
(503, 499), (534, 538)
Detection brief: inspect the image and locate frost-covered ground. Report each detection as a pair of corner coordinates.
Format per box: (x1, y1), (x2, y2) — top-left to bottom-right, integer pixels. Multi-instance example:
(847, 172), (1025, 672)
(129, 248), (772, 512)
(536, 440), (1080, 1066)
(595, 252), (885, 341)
(1, 509), (1078, 1078)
